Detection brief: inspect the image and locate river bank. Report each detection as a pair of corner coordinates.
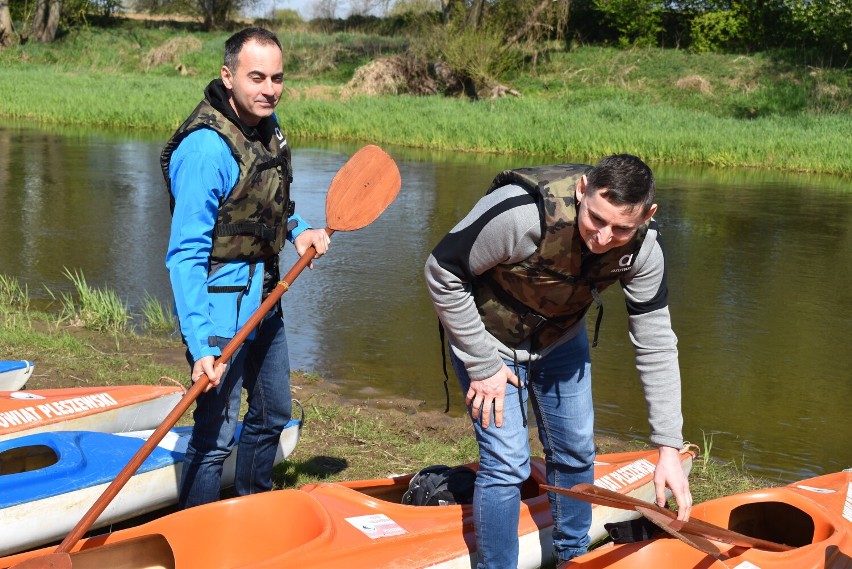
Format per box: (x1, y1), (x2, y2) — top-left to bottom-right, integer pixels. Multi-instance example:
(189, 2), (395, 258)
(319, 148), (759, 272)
(0, 23), (849, 175)
(0, 307), (767, 505)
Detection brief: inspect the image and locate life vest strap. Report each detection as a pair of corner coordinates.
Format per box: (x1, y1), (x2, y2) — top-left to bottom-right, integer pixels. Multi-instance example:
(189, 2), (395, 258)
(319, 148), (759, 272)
(215, 222), (277, 242)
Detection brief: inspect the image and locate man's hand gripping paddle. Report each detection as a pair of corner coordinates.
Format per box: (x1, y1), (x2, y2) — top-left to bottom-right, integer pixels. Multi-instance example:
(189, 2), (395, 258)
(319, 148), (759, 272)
(11, 145), (401, 569)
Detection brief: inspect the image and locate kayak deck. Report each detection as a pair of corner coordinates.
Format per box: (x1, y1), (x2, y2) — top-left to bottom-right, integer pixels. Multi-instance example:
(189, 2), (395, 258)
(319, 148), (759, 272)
(0, 447), (694, 569)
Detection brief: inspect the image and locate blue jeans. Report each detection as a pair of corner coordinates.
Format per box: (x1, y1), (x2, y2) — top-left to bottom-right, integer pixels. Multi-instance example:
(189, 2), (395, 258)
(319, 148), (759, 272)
(451, 329), (595, 568)
(178, 311), (292, 509)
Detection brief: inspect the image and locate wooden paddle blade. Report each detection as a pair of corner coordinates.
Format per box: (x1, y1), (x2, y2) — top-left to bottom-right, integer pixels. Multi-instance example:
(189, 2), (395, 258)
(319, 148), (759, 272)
(571, 483), (676, 517)
(636, 506), (725, 559)
(541, 483), (676, 520)
(547, 482), (794, 553)
(325, 145), (401, 232)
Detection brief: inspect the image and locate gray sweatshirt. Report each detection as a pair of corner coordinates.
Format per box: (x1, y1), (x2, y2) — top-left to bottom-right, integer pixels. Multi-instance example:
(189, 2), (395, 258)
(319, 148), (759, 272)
(425, 184), (684, 449)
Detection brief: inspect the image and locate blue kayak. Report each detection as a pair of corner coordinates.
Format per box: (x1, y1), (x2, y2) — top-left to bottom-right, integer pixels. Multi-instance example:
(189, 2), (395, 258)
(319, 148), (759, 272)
(0, 360), (34, 391)
(0, 417), (301, 555)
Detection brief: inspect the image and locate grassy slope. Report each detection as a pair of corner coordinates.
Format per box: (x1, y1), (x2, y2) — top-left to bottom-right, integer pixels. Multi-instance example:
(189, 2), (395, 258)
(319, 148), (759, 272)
(0, 24), (849, 175)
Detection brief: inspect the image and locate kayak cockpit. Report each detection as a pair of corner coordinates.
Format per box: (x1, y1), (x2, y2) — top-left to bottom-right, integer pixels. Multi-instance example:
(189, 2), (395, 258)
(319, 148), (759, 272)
(0, 445), (58, 475)
(70, 534), (175, 569)
(728, 501), (820, 548)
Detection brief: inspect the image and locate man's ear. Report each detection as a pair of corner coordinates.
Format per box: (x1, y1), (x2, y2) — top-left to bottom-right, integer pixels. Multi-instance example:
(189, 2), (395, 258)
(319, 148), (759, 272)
(575, 175), (587, 203)
(221, 65), (233, 90)
(645, 203), (658, 221)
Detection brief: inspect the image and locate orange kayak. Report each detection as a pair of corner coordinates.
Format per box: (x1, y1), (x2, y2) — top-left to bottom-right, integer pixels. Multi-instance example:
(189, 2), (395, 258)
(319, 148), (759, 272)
(563, 469), (852, 568)
(0, 384), (185, 441)
(0, 446), (695, 568)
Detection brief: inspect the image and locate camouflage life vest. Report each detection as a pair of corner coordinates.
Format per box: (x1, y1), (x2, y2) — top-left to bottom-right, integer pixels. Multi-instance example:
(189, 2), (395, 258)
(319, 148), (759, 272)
(472, 164), (649, 351)
(161, 99), (293, 263)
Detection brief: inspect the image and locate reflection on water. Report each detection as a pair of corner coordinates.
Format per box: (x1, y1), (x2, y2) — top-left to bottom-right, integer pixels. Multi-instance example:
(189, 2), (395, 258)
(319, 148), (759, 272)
(1, 122), (850, 482)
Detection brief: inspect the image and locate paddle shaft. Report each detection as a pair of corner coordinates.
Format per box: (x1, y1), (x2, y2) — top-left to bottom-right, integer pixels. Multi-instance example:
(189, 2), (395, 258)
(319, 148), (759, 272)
(635, 505), (723, 559)
(54, 235), (330, 555)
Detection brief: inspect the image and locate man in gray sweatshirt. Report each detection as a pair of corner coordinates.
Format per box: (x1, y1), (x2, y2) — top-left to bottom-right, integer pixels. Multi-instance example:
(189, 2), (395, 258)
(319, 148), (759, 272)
(424, 154), (691, 568)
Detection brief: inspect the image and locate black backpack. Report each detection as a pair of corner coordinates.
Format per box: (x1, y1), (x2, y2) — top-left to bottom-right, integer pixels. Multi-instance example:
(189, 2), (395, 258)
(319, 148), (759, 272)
(402, 465), (477, 506)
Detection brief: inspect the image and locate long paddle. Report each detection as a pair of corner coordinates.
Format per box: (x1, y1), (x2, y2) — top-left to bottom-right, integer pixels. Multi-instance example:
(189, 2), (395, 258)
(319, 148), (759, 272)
(542, 482), (793, 553)
(634, 505), (724, 559)
(12, 144), (401, 569)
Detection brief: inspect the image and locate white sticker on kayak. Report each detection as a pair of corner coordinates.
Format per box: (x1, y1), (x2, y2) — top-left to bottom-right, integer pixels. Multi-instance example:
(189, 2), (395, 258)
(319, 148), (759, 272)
(796, 484), (836, 494)
(733, 562), (763, 569)
(594, 458), (656, 492)
(844, 482), (852, 523)
(345, 514), (407, 539)
(9, 391), (45, 400)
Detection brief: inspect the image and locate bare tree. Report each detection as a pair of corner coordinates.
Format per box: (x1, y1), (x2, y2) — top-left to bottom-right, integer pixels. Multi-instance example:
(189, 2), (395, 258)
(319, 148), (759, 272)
(311, 0), (339, 18)
(196, 0), (236, 30)
(348, 0), (393, 16)
(466, 0), (484, 28)
(506, 0), (569, 46)
(0, 0), (16, 48)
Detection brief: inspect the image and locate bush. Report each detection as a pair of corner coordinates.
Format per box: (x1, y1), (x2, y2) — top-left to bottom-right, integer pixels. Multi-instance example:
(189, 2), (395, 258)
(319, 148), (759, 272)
(593, 0), (662, 48)
(425, 23), (523, 96)
(689, 9), (747, 54)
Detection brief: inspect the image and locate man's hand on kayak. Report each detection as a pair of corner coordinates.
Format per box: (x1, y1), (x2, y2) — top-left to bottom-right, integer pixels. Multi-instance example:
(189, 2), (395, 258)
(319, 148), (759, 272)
(654, 445), (692, 521)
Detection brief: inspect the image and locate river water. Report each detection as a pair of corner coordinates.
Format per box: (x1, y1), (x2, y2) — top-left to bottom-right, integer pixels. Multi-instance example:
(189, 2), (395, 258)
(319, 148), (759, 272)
(0, 122), (849, 483)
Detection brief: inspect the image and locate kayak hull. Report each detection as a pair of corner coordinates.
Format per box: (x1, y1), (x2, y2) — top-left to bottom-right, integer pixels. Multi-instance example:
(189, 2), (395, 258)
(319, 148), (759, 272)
(0, 361), (34, 392)
(0, 384), (185, 441)
(563, 469), (852, 568)
(0, 446), (694, 568)
(0, 420), (301, 556)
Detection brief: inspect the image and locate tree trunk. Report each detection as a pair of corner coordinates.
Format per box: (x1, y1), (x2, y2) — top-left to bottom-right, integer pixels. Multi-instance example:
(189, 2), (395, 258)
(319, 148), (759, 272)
(439, 0), (459, 24)
(466, 0), (485, 30)
(0, 0), (16, 47)
(29, 0), (48, 41)
(30, 0), (61, 43)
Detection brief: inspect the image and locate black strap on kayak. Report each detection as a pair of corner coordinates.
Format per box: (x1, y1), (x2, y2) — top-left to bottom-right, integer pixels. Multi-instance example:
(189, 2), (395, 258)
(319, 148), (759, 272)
(439, 320), (450, 413)
(604, 509), (667, 543)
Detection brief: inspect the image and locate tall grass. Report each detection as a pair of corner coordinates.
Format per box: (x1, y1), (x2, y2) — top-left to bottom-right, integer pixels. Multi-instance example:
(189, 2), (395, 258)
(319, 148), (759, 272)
(690, 432), (769, 504)
(56, 267), (131, 334)
(0, 274), (29, 311)
(140, 292), (177, 334)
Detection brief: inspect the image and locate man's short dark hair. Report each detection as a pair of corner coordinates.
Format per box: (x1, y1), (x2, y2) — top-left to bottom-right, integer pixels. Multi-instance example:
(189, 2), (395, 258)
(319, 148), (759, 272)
(585, 154), (656, 213)
(224, 28), (282, 70)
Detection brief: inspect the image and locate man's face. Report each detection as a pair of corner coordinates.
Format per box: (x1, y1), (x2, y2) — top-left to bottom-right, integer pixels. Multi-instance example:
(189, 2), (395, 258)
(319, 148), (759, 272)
(575, 175), (657, 254)
(221, 39), (284, 126)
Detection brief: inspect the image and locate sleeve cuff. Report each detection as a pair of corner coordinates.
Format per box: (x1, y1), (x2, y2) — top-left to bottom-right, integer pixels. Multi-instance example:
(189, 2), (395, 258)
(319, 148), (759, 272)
(188, 343), (223, 363)
(287, 214), (312, 242)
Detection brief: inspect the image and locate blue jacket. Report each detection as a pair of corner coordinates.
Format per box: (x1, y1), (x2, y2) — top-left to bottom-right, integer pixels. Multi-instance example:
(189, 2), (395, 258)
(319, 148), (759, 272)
(165, 125), (310, 361)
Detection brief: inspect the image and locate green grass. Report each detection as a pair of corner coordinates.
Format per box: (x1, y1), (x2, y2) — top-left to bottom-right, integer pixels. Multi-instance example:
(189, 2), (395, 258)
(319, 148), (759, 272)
(0, 274), (29, 312)
(140, 292), (177, 334)
(1, 24), (849, 175)
(54, 267), (132, 334)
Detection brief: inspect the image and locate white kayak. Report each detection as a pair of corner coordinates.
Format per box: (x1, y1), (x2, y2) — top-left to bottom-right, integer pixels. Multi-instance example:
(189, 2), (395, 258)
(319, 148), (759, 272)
(0, 383), (185, 441)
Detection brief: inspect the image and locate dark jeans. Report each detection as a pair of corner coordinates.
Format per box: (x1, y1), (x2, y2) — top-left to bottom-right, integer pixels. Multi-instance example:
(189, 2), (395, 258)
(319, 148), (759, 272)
(178, 312), (292, 509)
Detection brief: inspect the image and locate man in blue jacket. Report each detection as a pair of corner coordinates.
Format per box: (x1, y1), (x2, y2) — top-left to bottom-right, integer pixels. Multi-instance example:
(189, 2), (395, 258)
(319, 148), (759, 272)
(162, 27), (330, 509)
